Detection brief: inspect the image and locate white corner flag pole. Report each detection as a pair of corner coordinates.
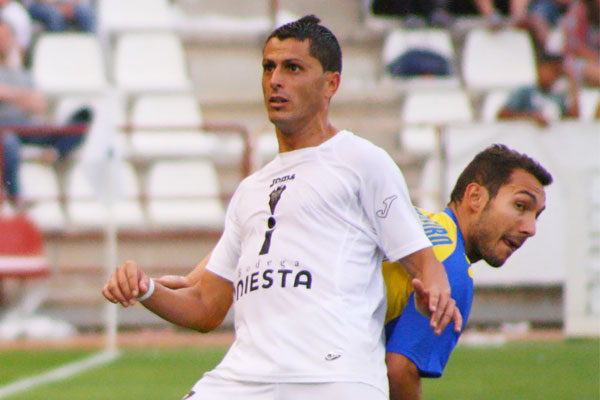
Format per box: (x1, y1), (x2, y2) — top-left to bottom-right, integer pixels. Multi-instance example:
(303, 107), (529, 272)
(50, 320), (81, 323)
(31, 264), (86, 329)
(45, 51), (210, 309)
(103, 170), (118, 352)
(80, 86), (123, 352)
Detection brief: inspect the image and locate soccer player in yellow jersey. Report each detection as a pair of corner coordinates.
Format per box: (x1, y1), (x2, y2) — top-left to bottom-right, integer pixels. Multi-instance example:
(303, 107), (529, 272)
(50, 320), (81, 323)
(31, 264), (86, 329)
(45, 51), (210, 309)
(384, 144), (552, 400)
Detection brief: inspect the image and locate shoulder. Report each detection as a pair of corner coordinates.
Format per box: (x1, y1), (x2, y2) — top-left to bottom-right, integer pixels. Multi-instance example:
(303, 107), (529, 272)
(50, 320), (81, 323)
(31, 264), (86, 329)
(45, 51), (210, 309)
(415, 208), (458, 262)
(330, 131), (397, 172)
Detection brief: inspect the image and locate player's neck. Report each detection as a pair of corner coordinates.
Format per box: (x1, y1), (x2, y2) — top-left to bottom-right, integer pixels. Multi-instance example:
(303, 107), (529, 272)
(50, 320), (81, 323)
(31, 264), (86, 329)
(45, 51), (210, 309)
(276, 121), (338, 153)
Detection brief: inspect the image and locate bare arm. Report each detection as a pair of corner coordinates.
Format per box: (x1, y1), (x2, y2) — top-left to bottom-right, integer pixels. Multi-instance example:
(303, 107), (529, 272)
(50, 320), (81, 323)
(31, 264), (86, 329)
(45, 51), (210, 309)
(397, 247), (462, 336)
(497, 106), (549, 127)
(154, 252), (212, 289)
(0, 83), (47, 115)
(102, 261), (232, 332)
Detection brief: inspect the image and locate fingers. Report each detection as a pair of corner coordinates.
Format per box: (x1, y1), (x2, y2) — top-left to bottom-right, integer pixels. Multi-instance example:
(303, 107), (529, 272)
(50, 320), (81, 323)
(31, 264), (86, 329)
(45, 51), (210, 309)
(101, 261), (146, 308)
(429, 289), (448, 334)
(432, 296), (456, 336)
(453, 307), (463, 333)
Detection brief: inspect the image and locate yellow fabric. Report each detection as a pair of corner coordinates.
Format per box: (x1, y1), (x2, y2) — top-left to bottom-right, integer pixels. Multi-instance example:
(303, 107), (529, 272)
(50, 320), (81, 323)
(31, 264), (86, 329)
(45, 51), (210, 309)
(383, 208), (459, 324)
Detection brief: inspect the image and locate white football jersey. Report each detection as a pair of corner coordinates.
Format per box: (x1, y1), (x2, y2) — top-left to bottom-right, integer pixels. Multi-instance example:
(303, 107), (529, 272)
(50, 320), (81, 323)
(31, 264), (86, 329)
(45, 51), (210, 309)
(205, 131), (431, 395)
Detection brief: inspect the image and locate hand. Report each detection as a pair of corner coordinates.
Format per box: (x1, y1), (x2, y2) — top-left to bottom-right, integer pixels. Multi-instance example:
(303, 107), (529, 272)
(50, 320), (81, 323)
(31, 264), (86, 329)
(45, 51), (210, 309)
(155, 275), (192, 290)
(102, 261), (151, 307)
(412, 278), (462, 336)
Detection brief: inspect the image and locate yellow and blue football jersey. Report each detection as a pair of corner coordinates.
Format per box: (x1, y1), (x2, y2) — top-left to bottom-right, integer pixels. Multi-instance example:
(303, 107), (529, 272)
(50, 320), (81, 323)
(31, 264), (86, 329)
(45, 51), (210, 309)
(383, 207), (473, 377)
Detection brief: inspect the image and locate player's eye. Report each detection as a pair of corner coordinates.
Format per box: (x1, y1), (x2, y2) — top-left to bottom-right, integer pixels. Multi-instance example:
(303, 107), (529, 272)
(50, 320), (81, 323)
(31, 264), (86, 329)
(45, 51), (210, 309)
(263, 62), (274, 72)
(287, 64), (301, 72)
(515, 202), (525, 211)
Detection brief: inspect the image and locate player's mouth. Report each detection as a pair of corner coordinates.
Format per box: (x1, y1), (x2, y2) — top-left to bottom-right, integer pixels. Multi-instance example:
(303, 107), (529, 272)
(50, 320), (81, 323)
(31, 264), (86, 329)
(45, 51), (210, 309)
(269, 95), (289, 108)
(502, 236), (523, 253)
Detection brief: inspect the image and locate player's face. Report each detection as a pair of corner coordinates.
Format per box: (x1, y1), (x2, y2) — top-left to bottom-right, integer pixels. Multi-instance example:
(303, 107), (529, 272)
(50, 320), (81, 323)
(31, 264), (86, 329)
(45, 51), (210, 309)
(262, 38), (337, 133)
(471, 169), (546, 267)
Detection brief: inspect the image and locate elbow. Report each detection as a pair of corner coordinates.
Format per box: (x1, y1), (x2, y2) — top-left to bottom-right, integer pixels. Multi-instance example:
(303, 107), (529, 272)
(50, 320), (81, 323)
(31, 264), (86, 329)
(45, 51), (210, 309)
(194, 312), (227, 333)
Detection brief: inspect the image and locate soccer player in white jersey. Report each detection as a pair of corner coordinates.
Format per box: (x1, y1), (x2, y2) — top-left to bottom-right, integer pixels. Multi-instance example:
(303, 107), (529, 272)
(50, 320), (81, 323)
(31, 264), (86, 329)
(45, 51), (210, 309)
(102, 15), (461, 400)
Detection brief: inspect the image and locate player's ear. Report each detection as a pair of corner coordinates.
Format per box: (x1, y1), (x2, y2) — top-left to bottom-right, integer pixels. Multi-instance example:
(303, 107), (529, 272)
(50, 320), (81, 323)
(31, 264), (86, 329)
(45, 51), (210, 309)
(324, 71), (340, 99)
(464, 182), (489, 213)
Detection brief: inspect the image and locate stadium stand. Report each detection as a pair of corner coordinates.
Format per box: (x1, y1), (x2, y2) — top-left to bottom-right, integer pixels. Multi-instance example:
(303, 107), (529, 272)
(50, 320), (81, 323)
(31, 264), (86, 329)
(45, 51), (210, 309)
(146, 159), (225, 230)
(128, 94), (216, 160)
(19, 162), (65, 231)
(462, 27), (537, 91)
(97, 0), (174, 36)
(65, 161), (145, 230)
(381, 28), (460, 90)
(480, 89), (512, 122)
(31, 33), (107, 95)
(113, 32), (192, 95)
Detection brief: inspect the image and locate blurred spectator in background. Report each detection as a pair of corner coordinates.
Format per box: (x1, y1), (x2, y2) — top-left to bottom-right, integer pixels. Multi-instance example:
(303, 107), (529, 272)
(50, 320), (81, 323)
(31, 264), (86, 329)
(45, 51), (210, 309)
(370, 0), (455, 27)
(23, 0), (96, 33)
(0, 0), (32, 67)
(0, 21), (90, 210)
(386, 48), (453, 78)
(470, 0), (530, 26)
(561, 0), (600, 86)
(515, 0), (571, 52)
(497, 53), (579, 126)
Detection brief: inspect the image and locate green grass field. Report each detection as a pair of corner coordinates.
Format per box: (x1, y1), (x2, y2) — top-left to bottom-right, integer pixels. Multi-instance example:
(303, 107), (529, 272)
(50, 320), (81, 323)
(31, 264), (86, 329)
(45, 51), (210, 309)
(1, 339), (598, 399)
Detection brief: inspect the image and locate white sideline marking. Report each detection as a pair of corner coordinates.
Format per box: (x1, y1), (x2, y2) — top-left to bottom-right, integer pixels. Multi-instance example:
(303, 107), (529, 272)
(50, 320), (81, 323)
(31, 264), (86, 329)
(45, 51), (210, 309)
(0, 349), (120, 398)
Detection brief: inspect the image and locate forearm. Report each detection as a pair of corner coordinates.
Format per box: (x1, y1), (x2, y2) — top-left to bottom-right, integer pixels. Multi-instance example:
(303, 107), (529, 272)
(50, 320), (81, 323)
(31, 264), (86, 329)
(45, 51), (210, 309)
(141, 277), (232, 333)
(397, 246), (440, 280)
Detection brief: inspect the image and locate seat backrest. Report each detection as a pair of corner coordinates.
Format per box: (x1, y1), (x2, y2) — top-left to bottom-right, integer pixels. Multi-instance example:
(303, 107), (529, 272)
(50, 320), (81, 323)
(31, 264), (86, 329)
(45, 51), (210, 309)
(382, 28), (455, 67)
(130, 94), (203, 127)
(67, 161), (139, 200)
(32, 33), (107, 94)
(402, 90), (474, 125)
(98, 0), (173, 34)
(462, 28), (536, 91)
(19, 163), (60, 200)
(114, 32), (191, 93)
(579, 89), (600, 121)
(147, 160), (220, 198)
(481, 89), (512, 122)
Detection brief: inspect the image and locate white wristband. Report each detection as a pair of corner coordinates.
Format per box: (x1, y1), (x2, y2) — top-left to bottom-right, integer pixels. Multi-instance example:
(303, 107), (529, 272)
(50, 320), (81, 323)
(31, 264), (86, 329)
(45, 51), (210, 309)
(137, 278), (155, 302)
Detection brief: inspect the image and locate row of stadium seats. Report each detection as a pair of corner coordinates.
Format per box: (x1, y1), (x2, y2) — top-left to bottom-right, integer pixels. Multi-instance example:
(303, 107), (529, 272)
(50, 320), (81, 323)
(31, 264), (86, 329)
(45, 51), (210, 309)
(20, 159), (225, 232)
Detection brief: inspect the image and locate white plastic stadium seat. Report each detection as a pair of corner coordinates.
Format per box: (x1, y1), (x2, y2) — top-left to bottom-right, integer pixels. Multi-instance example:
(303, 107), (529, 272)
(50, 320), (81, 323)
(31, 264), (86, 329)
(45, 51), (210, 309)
(399, 126), (439, 155)
(381, 29), (459, 90)
(32, 33), (107, 95)
(579, 89), (600, 121)
(146, 160), (225, 229)
(19, 162), (66, 231)
(462, 28), (536, 91)
(114, 32), (192, 94)
(480, 90), (512, 122)
(129, 94), (216, 158)
(401, 90), (474, 125)
(98, 0), (173, 35)
(65, 162), (145, 229)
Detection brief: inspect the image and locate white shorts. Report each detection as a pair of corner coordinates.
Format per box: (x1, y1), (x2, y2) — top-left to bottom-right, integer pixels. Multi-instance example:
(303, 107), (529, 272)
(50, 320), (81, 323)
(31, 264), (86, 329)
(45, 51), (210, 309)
(182, 375), (388, 400)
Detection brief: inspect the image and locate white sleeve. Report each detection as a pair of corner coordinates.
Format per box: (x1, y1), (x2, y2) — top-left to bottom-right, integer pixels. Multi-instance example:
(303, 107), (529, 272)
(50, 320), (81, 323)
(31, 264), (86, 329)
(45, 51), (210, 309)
(359, 147), (431, 261)
(205, 188), (242, 282)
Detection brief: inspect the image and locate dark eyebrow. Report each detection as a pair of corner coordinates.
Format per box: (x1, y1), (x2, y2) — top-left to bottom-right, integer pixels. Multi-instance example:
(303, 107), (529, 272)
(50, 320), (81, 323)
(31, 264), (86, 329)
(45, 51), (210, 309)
(516, 190), (546, 217)
(516, 190), (538, 202)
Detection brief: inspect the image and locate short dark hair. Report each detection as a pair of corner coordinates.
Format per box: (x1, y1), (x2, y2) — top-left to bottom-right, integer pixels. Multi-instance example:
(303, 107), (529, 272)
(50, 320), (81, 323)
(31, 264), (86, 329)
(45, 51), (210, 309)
(266, 15), (342, 73)
(449, 144), (553, 203)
